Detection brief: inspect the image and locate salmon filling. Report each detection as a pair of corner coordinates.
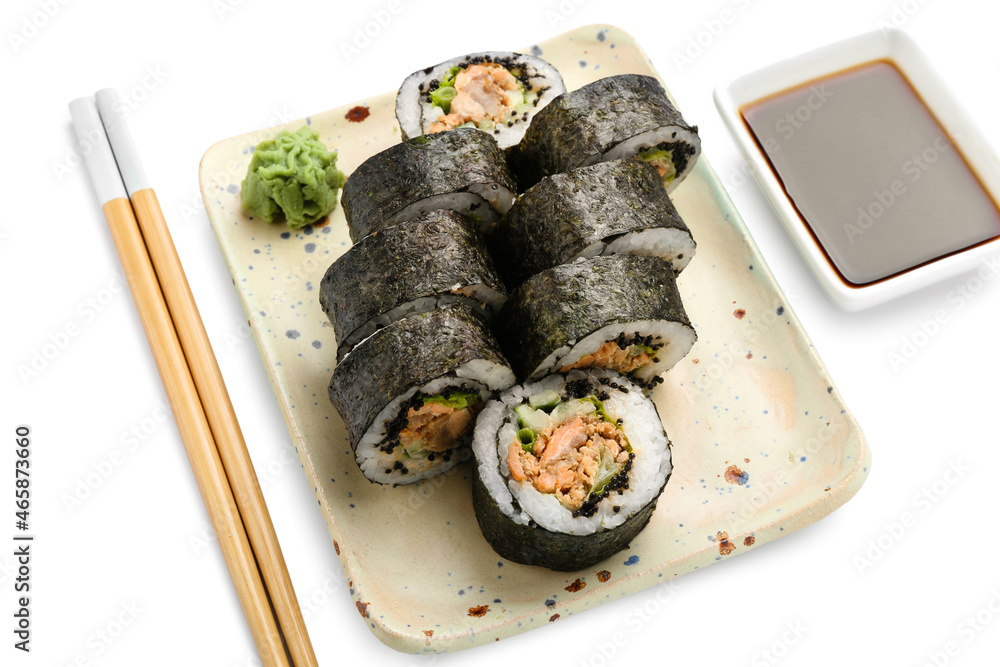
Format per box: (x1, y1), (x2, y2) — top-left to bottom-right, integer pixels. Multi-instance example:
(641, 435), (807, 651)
(507, 413), (630, 511)
(428, 64), (523, 134)
(559, 340), (660, 375)
(400, 400), (482, 453)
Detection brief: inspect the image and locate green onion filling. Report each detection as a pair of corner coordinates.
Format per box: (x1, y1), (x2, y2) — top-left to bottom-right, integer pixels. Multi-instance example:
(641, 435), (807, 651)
(517, 428), (536, 451)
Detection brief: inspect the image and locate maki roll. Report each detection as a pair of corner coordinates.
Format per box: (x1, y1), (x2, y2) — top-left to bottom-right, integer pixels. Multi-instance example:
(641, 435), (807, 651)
(341, 128), (516, 241)
(498, 254), (696, 388)
(511, 74), (701, 192)
(320, 210), (506, 360)
(328, 303), (515, 485)
(493, 158), (696, 287)
(472, 369), (672, 571)
(396, 52), (566, 149)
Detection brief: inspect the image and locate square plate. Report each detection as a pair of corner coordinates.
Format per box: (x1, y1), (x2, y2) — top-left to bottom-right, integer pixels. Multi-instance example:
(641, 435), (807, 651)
(200, 24), (870, 653)
(714, 28), (1000, 311)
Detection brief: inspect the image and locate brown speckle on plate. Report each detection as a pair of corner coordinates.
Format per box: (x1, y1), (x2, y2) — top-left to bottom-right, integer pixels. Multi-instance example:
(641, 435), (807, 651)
(468, 605), (489, 617)
(724, 464), (747, 485)
(746, 352), (753, 359)
(314, 216), (330, 228)
(356, 601), (369, 618)
(744, 535), (756, 547)
(333, 540), (340, 555)
(565, 578), (587, 592)
(549, 613), (561, 622)
(716, 531), (736, 556)
(596, 570), (611, 583)
(346, 105), (371, 122)
(423, 630), (434, 637)
(734, 308), (746, 319)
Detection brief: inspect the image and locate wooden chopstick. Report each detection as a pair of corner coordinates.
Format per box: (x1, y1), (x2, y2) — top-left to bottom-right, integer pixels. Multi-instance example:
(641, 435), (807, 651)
(93, 89), (319, 667)
(69, 97), (294, 667)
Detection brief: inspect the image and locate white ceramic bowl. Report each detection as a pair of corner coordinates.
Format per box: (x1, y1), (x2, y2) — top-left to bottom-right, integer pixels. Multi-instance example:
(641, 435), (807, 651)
(714, 28), (1000, 311)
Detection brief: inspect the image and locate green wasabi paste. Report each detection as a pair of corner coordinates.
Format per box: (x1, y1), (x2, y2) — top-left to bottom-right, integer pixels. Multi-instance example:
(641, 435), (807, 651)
(241, 125), (346, 229)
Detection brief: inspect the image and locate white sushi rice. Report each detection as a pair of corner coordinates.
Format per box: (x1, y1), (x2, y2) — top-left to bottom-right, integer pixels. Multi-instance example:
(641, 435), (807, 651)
(601, 227), (696, 272)
(473, 370), (671, 535)
(396, 51), (566, 149)
(603, 126), (702, 193)
(357, 360), (515, 485)
(339, 286), (506, 357)
(529, 319), (697, 381)
(384, 188), (515, 237)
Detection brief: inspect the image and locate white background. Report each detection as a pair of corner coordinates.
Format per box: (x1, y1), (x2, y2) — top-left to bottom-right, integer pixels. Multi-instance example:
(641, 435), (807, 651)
(3, 0), (1000, 665)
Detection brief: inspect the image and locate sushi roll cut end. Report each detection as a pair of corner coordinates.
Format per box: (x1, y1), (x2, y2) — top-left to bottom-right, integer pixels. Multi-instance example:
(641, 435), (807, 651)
(329, 304), (515, 485)
(397, 52), (566, 149)
(473, 370), (671, 570)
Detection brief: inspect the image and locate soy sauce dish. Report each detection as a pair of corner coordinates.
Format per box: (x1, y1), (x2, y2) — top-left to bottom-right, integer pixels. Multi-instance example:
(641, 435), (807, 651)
(715, 29), (1000, 310)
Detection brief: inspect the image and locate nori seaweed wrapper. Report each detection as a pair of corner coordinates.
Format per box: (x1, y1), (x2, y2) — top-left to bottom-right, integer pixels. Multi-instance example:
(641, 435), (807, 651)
(328, 303), (513, 450)
(319, 210), (506, 358)
(510, 74), (697, 190)
(497, 254), (691, 380)
(341, 128), (516, 241)
(472, 469), (669, 571)
(493, 159), (693, 286)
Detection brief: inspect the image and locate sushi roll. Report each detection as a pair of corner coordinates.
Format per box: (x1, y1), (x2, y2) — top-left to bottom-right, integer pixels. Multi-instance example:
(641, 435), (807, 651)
(472, 369), (672, 571)
(341, 128), (517, 241)
(328, 303), (515, 485)
(319, 210), (506, 360)
(396, 52), (566, 149)
(511, 74), (701, 192)
(497, 254), (696, 388)
(493, 158), (696, 287)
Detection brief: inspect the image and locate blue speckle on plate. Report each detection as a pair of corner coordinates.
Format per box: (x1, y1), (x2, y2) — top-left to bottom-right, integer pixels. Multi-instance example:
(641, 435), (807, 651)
(597, 29), (607, 42)
(280, 232), (291, 239)
(312, 340), (322, 349)
(305, 243), (316, 253)
(286, 330), (301, 339)
(624, 555), (639, 566)
(226, 184), (239, 195)
(531, 45), (542, 56)
(800, 456), (807, 462)
(579, 60), (587, 68)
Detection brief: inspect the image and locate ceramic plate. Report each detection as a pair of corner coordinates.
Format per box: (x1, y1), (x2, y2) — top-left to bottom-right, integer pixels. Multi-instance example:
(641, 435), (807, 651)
(199, 24), (870, 654)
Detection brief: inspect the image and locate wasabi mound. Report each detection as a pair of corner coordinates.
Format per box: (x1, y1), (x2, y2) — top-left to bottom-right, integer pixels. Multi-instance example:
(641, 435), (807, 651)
(241, 125), (345, 228)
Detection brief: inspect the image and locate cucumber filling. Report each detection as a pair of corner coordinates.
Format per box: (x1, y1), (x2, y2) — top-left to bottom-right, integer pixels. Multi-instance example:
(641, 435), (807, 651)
(637, 146), (677, 185)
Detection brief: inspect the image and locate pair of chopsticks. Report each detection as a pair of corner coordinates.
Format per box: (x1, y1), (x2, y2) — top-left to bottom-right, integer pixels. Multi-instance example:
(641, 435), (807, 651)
(69, 92), (318, 667)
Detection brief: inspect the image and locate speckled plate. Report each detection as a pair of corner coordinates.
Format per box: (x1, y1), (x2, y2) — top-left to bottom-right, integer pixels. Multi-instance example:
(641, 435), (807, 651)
(199, 24), (870, 654)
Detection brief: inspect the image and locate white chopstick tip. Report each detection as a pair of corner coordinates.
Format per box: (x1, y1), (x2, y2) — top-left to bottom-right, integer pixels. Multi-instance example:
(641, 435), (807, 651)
(68, 96), (128, 205)
(95, 88), (150, 196)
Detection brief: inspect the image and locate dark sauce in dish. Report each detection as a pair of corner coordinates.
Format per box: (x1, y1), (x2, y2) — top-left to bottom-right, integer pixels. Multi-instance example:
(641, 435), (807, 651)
(741, 60), (1000, 287)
